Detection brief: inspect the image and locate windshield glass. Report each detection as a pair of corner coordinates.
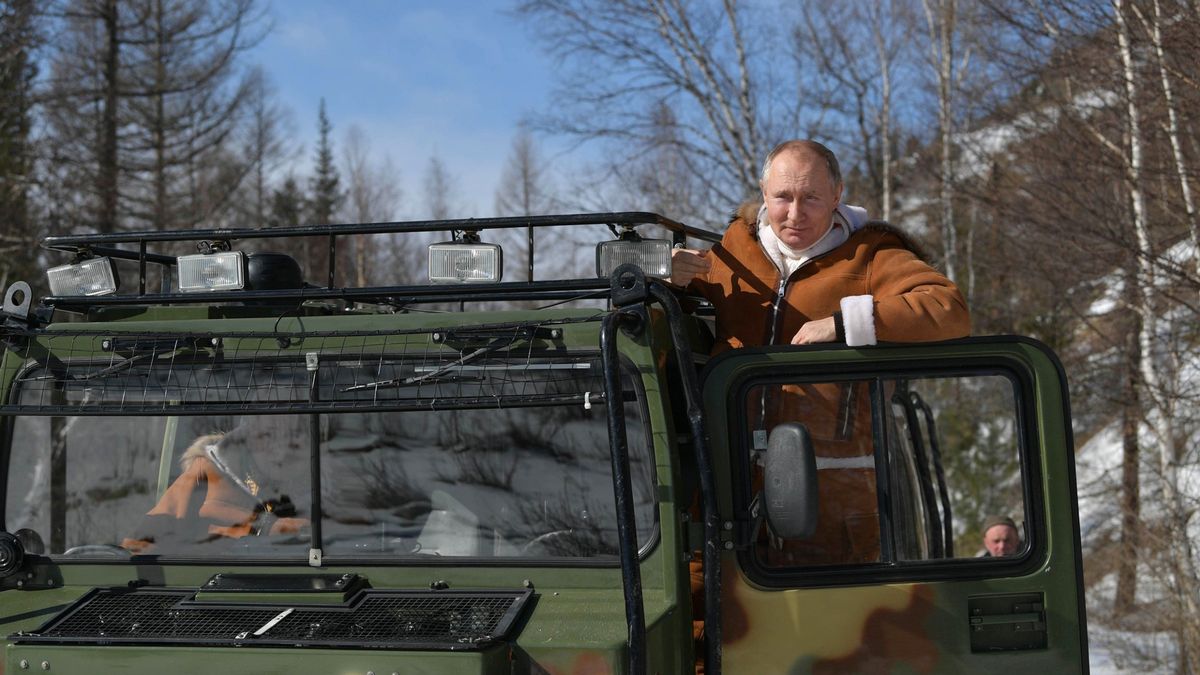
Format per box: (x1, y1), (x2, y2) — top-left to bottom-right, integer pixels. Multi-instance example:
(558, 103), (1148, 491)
(3, 353), (655, 561)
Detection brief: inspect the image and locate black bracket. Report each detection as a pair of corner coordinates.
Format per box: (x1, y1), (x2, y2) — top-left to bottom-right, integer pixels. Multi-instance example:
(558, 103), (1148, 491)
(196, 240), (232, 254)
(2, 282), (33, 327)
(609, 264), (649, 308)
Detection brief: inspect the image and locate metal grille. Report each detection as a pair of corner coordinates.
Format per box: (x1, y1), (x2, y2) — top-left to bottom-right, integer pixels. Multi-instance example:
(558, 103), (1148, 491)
(0, 317), (613, 415)
(16, 588), (531, 650)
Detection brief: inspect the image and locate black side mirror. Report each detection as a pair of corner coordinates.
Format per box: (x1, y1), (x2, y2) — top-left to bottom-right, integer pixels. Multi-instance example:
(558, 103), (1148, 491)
(764, 423), (818, 539)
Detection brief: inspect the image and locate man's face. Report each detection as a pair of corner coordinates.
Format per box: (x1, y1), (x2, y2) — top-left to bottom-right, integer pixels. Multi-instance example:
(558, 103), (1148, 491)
(984, 524), (1020, 557)
(760, 149), (842, 250)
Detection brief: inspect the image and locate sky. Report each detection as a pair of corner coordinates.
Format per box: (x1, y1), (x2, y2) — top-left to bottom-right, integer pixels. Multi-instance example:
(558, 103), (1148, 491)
(251, 0), (569, 219)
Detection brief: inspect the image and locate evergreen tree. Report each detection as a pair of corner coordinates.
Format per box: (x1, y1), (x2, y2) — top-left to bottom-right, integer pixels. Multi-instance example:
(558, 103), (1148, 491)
(266, 174), (309, 277)
(307, 99), (343, 284)
(310, 98), (343, 225)
(269, 175), (305, 230)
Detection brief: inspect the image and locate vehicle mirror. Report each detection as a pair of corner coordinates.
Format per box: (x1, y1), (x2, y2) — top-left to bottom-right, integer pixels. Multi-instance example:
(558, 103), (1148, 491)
(764, 423), (818, 539)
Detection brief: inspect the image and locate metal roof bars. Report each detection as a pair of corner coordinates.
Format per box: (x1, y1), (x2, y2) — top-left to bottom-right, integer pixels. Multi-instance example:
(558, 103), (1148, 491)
(40, 212), (722, 311)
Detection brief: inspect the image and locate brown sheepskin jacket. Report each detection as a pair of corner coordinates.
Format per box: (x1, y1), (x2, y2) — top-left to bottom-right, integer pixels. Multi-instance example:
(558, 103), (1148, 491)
(686, 205), (972, 646)
(690, 202), (970, 354)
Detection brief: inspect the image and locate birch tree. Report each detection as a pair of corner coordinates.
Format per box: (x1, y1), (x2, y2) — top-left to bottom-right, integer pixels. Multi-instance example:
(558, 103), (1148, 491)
(920, 0), (969, 282)
(1131, 0), (1199, 302)
(797, 0), (907, 221)
(1113, 2), (1200, 667)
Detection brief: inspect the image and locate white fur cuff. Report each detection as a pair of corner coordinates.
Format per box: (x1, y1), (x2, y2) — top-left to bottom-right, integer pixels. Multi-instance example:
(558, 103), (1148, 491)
(840, 295), (876, 346)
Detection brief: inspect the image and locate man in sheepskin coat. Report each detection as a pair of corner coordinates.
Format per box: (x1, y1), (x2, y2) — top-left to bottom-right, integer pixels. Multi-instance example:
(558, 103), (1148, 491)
(673, 140), (970, 666)
(671, 139), (969, 353)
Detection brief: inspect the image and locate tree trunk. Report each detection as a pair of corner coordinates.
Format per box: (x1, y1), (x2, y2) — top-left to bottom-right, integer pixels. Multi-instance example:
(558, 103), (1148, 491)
(922, 0), (957, 281)
(1115, 0), (1200, 666)
(873, 3), (893, 222)
(1145, 0), (1199, 300)
(1115, 304), (1140, 616)
(98, 0), (119, 233)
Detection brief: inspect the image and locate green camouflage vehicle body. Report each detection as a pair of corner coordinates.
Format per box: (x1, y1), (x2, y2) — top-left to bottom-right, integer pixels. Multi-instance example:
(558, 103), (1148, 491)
(0, 215), (1087, 674)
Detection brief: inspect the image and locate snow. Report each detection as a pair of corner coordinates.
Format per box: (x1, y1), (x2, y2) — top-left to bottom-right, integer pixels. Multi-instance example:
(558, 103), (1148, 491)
(954, 89), (1119, 181)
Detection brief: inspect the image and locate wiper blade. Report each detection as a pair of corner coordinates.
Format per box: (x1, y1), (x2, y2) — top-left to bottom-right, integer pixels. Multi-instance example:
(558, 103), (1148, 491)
(75, 337), (211, 381)
(341, 335), (518, 392)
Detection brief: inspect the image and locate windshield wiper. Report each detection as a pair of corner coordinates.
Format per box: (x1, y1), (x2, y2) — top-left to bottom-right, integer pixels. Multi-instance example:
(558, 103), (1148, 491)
(341, 335), (520, 392)
(75, 337), (211, 381)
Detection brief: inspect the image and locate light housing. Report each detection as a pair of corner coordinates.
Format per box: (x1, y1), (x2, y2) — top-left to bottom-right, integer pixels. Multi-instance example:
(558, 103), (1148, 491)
(428, 241), (503, 283)
(177, 251), (246, 292)
(596, 230), (671, 279)
(47, 257), (119, 296)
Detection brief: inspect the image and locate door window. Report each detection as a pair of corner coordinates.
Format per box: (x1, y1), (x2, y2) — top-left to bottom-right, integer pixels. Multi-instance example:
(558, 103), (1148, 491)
(740, 372), (1029, 572)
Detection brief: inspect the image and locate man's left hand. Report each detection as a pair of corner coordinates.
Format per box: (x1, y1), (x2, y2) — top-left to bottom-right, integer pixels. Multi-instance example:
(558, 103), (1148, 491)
(791, 317), (836, 344)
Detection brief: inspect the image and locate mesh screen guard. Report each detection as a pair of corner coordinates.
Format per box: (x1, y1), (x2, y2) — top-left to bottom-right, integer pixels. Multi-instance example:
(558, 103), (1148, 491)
(0, 318), (615, 415)
(13, 587), (532, 650)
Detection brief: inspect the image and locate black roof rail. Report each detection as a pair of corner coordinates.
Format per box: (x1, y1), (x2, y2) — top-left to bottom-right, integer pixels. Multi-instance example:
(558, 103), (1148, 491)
(38, 212), (723, 311)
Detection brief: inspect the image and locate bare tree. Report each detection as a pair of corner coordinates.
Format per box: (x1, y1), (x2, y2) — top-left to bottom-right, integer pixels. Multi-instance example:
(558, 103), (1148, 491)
(41, 0), (132, 233)
(974, 2), (1200, 668)
(0, 0), (40, 286)
(920, 0), (973, 283)
(796, 1), (908, 221)
(1113, 2), (1200, 667)
(494, 128), (552, 218)
(42, 0), (268, 232)
(423, 153), (453, 221)
(516, 0), (821, 221)
(1131, 0), (1200, 301)
(238, 66), (294, 227)
(342, 124), (403, 286)
(494, 128), (558, 281)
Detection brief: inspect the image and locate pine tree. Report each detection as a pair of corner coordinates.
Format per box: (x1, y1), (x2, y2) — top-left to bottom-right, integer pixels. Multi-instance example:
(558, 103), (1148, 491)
(266, 175), (309, 279)
(310, 98), (342, 225)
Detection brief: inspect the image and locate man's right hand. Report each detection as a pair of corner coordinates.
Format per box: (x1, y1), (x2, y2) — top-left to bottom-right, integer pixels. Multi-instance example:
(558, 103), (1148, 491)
(670, 248), (712, 286)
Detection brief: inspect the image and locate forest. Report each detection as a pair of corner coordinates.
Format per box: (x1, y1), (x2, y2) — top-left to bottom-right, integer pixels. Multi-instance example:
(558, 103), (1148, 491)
(1, 0), (1198, 671)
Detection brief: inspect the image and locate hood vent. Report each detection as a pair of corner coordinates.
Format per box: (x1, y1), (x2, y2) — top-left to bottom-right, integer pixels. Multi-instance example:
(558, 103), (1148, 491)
(14, 587), (531, 651)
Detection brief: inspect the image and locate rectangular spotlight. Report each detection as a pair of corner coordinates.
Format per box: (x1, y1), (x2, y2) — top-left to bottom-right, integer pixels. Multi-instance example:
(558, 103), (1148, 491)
(596, 238), (671, 279)
(428, 242), (503, 283)
(47, 257), (119, 296)
(177, 251), (246, 292)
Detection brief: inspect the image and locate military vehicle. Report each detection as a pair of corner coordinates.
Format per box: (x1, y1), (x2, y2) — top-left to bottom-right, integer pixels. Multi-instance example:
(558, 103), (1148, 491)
(0, 214), (1087, 673)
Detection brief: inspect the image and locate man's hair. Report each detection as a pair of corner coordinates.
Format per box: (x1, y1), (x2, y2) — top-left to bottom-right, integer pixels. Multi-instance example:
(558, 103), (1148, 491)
(981, 514), (1018, 538)
(760, 139), (842, 187)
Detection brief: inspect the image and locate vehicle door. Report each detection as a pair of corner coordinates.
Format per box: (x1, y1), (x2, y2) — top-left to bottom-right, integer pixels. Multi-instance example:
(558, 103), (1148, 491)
(701, 337), (1088, 674)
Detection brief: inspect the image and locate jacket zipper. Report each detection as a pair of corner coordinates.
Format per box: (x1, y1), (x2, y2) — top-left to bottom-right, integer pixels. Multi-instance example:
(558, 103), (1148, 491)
(766, 276), (788, 346)
(754, 274), (790, 450)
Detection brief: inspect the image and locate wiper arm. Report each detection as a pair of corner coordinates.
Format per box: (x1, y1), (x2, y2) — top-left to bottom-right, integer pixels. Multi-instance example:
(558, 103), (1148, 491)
(341, 335), (517, 392)
(76, 339), (207, 381)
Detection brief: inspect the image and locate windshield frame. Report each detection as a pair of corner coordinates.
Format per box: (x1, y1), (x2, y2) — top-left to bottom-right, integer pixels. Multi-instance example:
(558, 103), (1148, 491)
(0, 348), (661, 567)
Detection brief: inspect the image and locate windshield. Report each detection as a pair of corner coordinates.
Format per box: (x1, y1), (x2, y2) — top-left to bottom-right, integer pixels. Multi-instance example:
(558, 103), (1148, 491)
(3, 353), (656, 561)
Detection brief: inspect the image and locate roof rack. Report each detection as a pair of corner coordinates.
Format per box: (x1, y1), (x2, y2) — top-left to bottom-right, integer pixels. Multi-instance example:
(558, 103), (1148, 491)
(40, 212), (722, 311)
